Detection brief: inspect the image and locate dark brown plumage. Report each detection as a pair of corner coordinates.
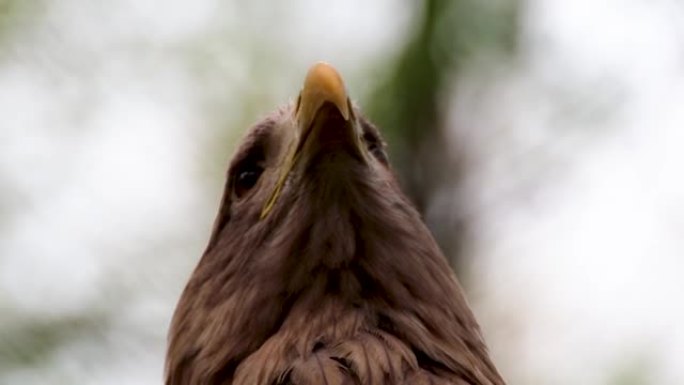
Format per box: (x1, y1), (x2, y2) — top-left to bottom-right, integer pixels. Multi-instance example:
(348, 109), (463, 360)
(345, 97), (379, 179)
(166, 63), (505, 385)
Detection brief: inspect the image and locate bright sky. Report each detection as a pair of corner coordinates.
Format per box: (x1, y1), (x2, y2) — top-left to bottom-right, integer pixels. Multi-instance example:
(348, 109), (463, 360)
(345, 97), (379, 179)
(458, 0), (684, 383)
(1, 0), (682, 384)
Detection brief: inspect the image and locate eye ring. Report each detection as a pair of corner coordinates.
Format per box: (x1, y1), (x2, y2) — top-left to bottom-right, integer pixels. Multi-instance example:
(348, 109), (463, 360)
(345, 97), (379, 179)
(362, 132), (387, 163)
(234, 165), (263, 198)
(367, 142), (380, 155)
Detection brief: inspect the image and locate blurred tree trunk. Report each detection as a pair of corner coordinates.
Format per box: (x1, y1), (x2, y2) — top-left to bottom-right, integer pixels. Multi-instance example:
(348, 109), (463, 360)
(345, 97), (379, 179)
(366, 0), (519, 271)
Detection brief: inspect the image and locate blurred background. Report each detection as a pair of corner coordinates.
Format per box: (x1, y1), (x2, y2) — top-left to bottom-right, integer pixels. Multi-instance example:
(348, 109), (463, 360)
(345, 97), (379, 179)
(1, 0), (683, 383)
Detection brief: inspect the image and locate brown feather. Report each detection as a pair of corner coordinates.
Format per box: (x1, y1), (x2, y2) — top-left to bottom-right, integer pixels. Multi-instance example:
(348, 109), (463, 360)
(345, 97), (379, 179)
(165, 66), (505, 385)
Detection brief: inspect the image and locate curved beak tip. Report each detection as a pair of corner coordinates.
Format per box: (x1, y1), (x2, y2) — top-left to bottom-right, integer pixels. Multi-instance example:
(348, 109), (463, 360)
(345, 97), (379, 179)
(298, 62), (350, 123)
(262, 63), (357, 220)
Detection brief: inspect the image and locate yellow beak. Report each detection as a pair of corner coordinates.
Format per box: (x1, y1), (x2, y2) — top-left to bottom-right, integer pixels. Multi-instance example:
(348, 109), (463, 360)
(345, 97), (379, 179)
(295, 62), (350, 131)
(261, 62), (355, 219)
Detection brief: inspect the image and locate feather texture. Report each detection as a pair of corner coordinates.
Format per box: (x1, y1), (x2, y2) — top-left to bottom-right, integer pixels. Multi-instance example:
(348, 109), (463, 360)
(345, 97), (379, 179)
(166, 67), (505, 385)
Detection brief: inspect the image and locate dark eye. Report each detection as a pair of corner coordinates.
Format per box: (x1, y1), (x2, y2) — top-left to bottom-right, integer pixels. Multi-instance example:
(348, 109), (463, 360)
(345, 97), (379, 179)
(363, 132), (387, 163)
(234, 164), (263, 198)
(368, 142), (381, 156)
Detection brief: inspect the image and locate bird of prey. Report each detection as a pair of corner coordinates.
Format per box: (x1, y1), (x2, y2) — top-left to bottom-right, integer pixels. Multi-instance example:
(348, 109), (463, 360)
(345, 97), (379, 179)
(166, 62), (505, 385)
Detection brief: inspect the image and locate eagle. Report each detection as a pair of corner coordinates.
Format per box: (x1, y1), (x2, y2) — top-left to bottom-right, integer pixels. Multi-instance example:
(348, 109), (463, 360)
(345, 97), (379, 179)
(166, 62), (505, 385)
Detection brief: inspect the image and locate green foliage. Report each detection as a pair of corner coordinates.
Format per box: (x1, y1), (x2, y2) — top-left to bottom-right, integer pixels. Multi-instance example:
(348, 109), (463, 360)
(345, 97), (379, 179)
(608, 354), (654, 385)
(0, 0), (45, 49)
(365, 0), (520, 265)
(0, 312), (108, 370)
(368, 0), (519, 159)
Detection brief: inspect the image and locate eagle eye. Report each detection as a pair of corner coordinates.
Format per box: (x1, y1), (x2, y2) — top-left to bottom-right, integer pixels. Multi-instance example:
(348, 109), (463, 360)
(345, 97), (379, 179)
(234, 163), (263, 199)
(363, 132), (387, 163)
